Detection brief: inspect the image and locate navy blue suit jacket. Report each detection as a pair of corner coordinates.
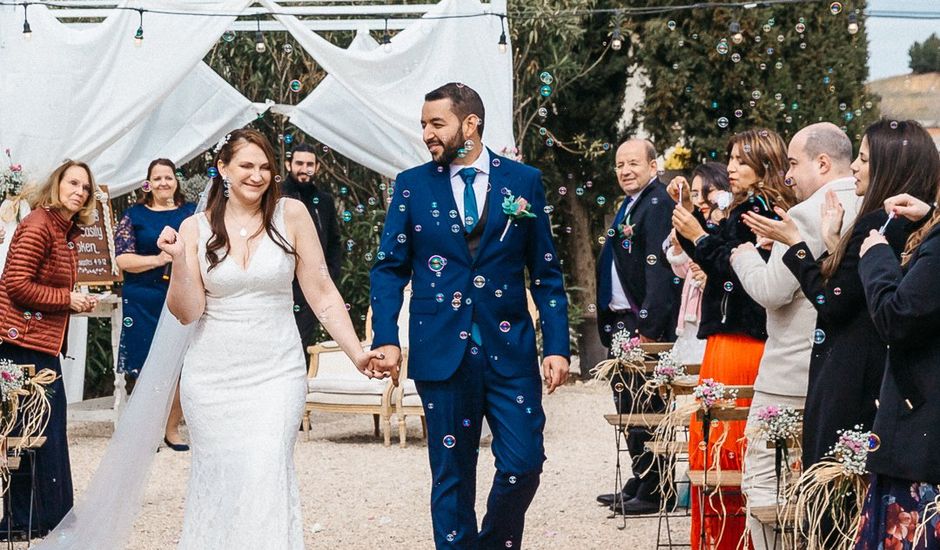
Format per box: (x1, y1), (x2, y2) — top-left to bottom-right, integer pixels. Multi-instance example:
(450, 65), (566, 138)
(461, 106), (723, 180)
(595, 179), (680, 346)
(369, 150), (570, 382)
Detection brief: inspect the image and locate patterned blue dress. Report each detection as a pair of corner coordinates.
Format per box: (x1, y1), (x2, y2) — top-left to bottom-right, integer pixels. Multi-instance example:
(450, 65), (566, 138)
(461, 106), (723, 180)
(114, 203), (195, 376)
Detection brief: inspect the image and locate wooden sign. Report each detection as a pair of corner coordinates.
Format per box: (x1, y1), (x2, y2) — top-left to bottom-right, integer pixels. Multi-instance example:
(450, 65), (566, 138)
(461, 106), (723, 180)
(76, 185), (122, 285)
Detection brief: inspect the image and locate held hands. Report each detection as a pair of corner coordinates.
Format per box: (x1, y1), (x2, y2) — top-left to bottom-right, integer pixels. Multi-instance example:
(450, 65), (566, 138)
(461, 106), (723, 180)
(672, 205), (707, 242)
(820, 190), (846, 253)
(884, 193), (932, 222)
(69, 291), (97, 313)
(742, 206), (801, 247)
(542, 355), (569, 395)
(860, 229), (888, 258)
(157, 226), (185, 259)
(364, 344), (402, 386)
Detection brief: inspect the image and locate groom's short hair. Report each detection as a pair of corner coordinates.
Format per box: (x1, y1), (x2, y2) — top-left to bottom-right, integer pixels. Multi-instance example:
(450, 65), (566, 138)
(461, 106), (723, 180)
(425, 83), (485, 138)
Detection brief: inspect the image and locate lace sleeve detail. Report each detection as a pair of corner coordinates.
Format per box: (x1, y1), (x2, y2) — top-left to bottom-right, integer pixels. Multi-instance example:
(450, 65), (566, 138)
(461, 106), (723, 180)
(114, 211), (136, 255)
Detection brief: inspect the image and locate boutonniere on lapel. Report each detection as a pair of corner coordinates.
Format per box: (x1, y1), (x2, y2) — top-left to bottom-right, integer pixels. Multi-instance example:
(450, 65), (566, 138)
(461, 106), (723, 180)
(500, 193), (537, 242)
(619, 215), (636, 253)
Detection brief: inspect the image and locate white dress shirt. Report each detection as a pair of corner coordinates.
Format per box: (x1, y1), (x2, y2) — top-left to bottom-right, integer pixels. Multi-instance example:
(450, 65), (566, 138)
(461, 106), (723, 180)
(449, 147), (491, 224)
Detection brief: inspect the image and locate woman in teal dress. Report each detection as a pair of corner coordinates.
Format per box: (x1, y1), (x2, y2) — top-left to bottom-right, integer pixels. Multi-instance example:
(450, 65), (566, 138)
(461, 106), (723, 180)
(115, 159), (195, 450)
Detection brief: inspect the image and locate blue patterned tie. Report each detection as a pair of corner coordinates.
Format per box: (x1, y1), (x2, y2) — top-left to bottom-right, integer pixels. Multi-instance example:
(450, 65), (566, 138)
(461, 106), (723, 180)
(459, 167), (479, 233)
(458, 167), (483, 345)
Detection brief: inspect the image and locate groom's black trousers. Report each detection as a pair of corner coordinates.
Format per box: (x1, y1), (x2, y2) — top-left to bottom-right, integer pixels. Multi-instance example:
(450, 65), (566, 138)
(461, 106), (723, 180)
(414, 344), (544, 550)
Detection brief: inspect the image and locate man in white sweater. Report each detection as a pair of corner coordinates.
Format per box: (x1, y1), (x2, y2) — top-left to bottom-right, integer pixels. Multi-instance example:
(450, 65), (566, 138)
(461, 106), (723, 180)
(730, 122), (859, 549)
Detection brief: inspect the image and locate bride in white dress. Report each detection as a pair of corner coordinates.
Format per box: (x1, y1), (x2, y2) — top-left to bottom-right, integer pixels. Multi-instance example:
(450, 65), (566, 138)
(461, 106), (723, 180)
(157, 129), (383, 549)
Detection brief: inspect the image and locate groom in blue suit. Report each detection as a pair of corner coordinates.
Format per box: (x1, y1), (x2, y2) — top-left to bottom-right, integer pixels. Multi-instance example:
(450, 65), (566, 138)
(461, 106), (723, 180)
(370, 83), (570, 549)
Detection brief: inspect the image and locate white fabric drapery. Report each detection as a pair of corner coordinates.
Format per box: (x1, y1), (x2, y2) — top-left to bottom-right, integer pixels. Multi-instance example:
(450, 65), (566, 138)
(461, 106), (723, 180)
(0, 0), (253, 195)
(87, 62), (266, 194)
(269, 0), (515, 179)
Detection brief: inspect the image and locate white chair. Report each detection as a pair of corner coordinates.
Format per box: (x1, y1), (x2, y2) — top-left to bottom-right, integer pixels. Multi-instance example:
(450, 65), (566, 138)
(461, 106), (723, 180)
(302, 341), (394, 446)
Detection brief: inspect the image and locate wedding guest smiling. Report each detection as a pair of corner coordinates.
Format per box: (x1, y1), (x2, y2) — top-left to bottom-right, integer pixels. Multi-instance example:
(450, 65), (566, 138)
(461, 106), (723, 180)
(115, 159), (195, 451)
(0, 160), (98, 537)
(595, 139), (680, 515)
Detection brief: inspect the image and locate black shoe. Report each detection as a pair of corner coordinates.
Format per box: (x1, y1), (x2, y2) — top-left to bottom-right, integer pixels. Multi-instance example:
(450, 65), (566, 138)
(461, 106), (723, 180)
(597, 492), (626, 506)
(163, 436), (190, 452)
(596, 478), (639, 506)
(610, 496), (661, 516)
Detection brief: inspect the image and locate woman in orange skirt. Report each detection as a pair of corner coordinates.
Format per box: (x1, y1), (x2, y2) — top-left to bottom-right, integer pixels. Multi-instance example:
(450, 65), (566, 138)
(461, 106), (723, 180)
(671, 129), (794, 549)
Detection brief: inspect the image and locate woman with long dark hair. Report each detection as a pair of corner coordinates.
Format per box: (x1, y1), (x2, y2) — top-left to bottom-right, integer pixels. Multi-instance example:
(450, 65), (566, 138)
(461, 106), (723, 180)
(671, 128), (794, 549)
(853, 139), (940, 549)
(0, 160), (98, 537)
(666, 162), (732, 364)
(156, 129), (381, 548)
(115, 158), (195, 450)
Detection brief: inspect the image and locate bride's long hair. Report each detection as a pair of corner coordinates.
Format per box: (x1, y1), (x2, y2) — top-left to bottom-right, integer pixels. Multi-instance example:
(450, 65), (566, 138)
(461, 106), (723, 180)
(204, 128), (295, 271)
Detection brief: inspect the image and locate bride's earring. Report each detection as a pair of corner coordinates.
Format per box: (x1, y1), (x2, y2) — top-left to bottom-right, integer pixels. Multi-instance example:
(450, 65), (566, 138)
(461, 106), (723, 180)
(222, 175), (231, 198)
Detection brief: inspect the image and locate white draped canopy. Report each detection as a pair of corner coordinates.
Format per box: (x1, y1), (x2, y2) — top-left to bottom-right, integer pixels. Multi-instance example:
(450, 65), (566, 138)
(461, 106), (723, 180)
(0, 0), (514, 194)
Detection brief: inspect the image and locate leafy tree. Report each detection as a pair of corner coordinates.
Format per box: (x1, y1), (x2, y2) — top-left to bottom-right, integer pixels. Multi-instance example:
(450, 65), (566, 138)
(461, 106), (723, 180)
(509, 0), (632, 322)
(909, 33), (940, 74)
(627, 0), (880, 160)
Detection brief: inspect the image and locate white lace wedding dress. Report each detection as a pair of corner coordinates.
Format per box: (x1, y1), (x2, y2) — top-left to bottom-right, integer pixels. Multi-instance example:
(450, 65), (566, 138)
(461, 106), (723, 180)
(178, 200), (307, 549)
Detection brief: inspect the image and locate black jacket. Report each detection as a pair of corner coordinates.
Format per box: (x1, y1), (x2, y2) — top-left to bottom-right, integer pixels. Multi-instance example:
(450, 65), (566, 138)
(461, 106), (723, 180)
(860, 220), (940, 483)
(280, 174), (343, 347)
(677, 194), (773, 341)
(595, 179), (681, 346)
(783, 210), (911, 468)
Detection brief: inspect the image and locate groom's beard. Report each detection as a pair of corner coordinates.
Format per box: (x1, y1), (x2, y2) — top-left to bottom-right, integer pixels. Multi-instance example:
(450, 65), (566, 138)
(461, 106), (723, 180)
(428, 128), (465, 165)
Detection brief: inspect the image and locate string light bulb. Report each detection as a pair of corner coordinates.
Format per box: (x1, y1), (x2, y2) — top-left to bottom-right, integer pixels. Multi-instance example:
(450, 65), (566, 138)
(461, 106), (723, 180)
(847, 13), (859, 35)
(254, 16), (266, 53)
(729, 21), (744, 44)
(610, 11), (625, 51)
(134, 9), (144, 46)
(497, 15), (507, 54)
(611, 28), (623, 51)
(381, 18), (392, 53)
(22, 3), (32, 41)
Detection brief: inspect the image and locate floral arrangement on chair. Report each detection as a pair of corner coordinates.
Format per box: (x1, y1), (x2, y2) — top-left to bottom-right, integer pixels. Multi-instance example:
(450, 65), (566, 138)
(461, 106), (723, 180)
(751, 405), (801, 445)
(0, 149), (25, 200)
(0, 359), (57, 495)
(692, 378), (739, 410)
(590, 328), (645, 382)
(789, 425), (874, 549)
(645, 349), (688, 399)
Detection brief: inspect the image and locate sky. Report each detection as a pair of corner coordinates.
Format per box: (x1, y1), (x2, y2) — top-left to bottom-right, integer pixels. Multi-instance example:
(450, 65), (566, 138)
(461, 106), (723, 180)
(865, 0), (940, 81)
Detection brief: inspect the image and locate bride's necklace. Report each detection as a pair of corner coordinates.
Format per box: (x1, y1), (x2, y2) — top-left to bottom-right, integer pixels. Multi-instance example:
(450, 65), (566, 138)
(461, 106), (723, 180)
(228, 209), (260, 238)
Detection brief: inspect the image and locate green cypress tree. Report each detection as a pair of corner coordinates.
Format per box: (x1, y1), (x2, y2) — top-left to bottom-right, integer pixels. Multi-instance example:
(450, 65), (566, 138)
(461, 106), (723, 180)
(909, 33), (940, 74)
(625, 0), (880, 160)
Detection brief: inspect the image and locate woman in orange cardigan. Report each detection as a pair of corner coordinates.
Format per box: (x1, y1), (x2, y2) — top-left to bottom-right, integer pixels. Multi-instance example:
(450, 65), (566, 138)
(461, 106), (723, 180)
(0, 160), (98, 538)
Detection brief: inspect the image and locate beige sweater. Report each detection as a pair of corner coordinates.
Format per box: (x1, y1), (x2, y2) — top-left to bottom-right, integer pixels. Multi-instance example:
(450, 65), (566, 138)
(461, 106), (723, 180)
(731, 177), (860, 397)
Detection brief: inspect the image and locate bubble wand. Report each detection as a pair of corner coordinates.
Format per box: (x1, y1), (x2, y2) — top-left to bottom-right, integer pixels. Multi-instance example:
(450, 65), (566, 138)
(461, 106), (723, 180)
(878, 211), (896, 235)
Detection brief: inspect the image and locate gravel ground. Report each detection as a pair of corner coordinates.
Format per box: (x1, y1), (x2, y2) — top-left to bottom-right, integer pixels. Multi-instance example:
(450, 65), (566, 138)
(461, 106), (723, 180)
(29, 380), (691, 549)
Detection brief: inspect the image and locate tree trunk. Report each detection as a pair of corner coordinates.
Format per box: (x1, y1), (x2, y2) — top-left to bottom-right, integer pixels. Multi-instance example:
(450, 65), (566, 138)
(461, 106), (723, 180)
(561, 191), (597, 310)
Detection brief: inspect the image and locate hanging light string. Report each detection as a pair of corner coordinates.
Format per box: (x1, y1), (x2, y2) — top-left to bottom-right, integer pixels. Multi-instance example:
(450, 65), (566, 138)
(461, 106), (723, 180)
(3, 0), (936, 47)
(20, 1), (31, 39)
(133, 7), (143, 45)
(1, 0), (935, 20)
